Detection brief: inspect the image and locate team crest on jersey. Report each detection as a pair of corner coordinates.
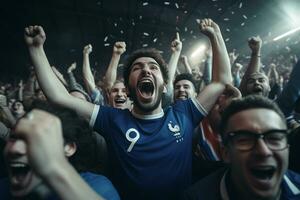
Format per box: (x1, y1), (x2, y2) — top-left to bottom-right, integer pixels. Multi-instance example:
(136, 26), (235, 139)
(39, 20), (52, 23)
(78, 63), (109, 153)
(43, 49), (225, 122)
(168, 121), (183, 143)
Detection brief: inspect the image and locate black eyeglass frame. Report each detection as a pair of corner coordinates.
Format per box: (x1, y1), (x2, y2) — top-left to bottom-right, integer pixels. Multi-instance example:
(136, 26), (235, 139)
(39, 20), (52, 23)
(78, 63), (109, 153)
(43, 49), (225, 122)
(223, 129), (289, 151)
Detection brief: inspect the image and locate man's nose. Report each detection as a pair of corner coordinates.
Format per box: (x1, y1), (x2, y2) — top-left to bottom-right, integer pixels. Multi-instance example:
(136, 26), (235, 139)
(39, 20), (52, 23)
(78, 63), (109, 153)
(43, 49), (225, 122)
(6, 139), (26, 156)
(254, 138), (273, 157)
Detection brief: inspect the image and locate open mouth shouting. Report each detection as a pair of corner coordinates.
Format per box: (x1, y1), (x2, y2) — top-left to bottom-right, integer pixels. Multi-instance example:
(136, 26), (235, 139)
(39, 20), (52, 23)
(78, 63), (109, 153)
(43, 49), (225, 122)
(114, 98), (127, 107)
(137, 78), (155, 102)
(248, 165), (277, 190)
(8, 161), (35, 196)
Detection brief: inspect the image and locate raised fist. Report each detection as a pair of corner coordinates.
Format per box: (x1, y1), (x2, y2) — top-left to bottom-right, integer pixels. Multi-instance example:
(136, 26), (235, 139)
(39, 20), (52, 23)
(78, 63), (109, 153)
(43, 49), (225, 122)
(248, 36), (262, 53)
(113, 41), (126, 55)
(171, 32), (182, 53)
(67, 62), (77, 73)
(83, 44), (93, 55)
(24, 25), (46, 47)
(198, 18), (220, 38)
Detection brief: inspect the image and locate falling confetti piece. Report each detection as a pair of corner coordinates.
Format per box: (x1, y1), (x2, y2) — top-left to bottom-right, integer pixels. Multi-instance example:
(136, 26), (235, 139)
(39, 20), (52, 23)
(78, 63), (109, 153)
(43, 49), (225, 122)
(193, 35), (197, 39)
(224, 18), (229, 21)
(114, 23), (117, 27)
(142, 44), (148, 47)
(225, 38), (230, 42)
(104, 43), (110, 47)
(243, 15), (247, 19)
(175, 3), (179, 8)
(239, 2), (243, 8)
(143, 32), (149, 36)
(184, 10), (188, 14)
(241, 22), (245, 26)
(190, 30), (193, 34)
(185, 27), (188, 32)
(164, 1), (170, 5)
(104, 36), (108, 42)
(120, 30), (124, 34)
(153, 38), (158, 42)
(196, 19), (201, 24)
(132, 21), (135, 26)
(182, 38), (185, 42)
(231, 11), (235, 14)
(139, 15), (143, 19)
(142, 2), (148, 6)
(212, 0), (217, 1)
(226, 28), (230, 32)
(218, 8), (222, 11)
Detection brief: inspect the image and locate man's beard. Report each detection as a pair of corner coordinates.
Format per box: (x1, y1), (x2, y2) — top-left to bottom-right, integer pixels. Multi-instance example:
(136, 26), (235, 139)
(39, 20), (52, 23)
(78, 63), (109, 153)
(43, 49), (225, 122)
(128, 84), (164, 113)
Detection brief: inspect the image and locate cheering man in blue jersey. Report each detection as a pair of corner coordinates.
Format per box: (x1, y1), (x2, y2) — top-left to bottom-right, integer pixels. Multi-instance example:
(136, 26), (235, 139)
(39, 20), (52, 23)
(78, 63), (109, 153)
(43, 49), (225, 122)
(24, 18), (232, 199)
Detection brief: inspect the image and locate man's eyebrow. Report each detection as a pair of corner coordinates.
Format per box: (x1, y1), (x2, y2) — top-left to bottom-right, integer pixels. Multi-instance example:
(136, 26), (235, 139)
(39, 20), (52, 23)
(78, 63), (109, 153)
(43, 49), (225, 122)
(132, 61), (159, 66)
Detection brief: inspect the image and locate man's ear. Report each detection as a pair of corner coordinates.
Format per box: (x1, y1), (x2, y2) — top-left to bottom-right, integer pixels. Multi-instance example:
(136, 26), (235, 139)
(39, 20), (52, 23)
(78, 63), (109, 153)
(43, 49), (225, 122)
(64, 142), (77, 157)
(221, 144), (231, 163)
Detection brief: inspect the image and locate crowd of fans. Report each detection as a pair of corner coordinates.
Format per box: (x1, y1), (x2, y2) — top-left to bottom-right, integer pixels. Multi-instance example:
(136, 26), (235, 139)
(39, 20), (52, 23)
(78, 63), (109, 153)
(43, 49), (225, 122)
(0, 18), (299, 200)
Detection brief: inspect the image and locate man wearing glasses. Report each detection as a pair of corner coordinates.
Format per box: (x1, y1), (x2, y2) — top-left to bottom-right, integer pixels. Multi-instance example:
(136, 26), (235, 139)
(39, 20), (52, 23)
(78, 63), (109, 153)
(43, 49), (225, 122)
(184, 95), (300, 200)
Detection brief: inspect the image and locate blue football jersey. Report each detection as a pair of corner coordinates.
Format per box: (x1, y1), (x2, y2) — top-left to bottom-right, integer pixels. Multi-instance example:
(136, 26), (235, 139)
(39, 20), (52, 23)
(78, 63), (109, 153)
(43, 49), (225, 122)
(91, 98), (207, 199)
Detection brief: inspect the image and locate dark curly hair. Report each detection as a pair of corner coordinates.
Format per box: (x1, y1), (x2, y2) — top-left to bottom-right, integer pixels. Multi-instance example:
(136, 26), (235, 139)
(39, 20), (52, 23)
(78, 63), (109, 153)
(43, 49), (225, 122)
(123, 48), (168, 88)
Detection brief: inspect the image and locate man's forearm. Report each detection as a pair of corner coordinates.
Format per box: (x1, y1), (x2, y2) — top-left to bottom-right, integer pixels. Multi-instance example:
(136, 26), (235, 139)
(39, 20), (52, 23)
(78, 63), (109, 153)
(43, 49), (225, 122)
(28, 46), (70, 104)
(209, 31), (232, 84)
(104, 53), (120, 90)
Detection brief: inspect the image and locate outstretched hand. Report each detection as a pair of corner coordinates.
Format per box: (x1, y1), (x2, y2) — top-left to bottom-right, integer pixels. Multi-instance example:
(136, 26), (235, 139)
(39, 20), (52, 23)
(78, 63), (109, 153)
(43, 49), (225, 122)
(24, 25), (46, 47)
(198, 18), (220, 38)
(113, 41), (126, 55)
(171, 32), (182, 53)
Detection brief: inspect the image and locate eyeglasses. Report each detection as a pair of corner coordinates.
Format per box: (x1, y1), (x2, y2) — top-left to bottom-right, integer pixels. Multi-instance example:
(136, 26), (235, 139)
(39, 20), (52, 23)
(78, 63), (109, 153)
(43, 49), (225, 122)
(224, 129), (289, 151)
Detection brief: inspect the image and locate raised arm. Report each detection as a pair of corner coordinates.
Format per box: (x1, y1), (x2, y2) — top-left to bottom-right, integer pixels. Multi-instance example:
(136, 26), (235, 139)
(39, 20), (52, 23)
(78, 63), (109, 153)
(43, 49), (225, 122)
(167, 32), (182, 92)
(104, 41), (126, 91)
(239, 36), (262, 94)
(82, 44), (96, 95)
(180, 55), (192, 74)
(52, 66), (68, 87)
(196, 19), (232, 112)
(24, 26), (94, 119)
(14, 110), (104, 200)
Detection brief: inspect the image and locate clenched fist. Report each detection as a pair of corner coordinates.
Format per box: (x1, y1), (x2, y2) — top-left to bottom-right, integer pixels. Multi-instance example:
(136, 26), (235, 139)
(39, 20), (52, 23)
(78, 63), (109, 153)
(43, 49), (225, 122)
(83, 44), (93, 55)
(113, 41), (126, 55)
(24, 25), (46, 47)
(198, 18), (221, 38)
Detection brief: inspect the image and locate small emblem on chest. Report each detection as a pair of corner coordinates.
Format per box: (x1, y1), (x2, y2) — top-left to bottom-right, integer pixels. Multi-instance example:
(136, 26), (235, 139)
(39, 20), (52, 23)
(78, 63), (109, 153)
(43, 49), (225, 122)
(168, 121), (183, 143)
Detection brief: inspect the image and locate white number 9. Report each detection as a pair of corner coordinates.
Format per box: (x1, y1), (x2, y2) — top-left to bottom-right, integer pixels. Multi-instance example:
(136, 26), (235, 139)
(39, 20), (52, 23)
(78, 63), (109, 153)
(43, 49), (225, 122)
(125, 128), (140, 152)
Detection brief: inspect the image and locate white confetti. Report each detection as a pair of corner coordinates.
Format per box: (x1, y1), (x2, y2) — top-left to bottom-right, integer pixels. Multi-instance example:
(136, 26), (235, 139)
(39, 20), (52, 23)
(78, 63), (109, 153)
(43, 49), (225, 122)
(104, 43), (110, 47)
(193, 35), (197, 39)
(120, 30), (124, 34)
(239, 2), (243, 8)
(185, 27), (188, 32)
(182, 38), (185, 42)
(164, 1), (170, 5)
(231, 11), (235, 14)
(139, 15), (143, 19)
(142, 44), (148, 47)
(175, 3), (179, 8)
(224, 18), (229, 21)
(153, 38), (158, 42)
(184, 10), (188, 14)
(114, 23), (117, 27)
(132, 21), (135, 26)
(143, 32), (149, 36)
(104, 36), (108, 42)
(142, 2), (148, 6)
(226, 28), (230, 32)
(241, 22), (245, 26)
(196, 19), (201, 24)
(243, 15), (247, 19)
(225, 38), (230, 42)
(218, 8), (222, 11)
(190, 30), (193, 34)
(212, 0), (217, 1)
